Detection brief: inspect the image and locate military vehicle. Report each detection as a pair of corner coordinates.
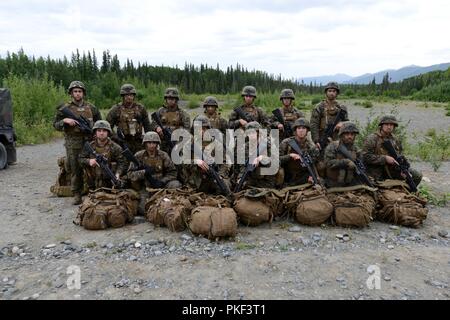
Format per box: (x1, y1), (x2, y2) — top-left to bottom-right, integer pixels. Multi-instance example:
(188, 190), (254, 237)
(0, 88), (17, 169)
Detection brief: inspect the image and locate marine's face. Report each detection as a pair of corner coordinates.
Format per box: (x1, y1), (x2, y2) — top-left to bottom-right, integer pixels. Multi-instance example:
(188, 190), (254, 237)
(326, 89), (337, 100)
(282, 98), (292, 107)
(296, 126), (308, 139)
(342, 132), (356, 144)
(205, 106), (216, 115)
(166, 97), (177, 108)
(95, 128), (109, 141)
(145, 142), (158, 152)
(123, 94), (135, 104)
(71, 89), (84, 101)
(381, 123), (395, 135)
(244, 95), (255, 105)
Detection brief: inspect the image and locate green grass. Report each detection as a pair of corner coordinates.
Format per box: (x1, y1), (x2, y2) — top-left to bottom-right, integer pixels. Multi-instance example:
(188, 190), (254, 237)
(408, 129), (450, 171)
(235, 242), (256, 250)
(418, 184), (449, 207)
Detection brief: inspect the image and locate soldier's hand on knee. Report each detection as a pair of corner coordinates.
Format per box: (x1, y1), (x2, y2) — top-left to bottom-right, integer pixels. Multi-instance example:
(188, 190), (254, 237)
(239, 119), (248, 127)
(89, 159), (98, 167)
(253, 155), (264, 167)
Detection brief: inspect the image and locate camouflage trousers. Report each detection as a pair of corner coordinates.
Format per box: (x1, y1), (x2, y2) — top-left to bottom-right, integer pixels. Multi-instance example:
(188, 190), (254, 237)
(65, 145), (84, 194)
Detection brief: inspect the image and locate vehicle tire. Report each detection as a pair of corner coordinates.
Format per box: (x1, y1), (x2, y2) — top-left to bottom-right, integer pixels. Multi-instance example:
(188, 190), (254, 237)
(0, 142), (7, 170)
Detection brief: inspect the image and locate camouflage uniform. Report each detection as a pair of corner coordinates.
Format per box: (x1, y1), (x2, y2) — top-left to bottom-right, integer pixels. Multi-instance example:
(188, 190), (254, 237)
(53, 81), (102, 199)
(280, 120), (320, 186)
(362, 116), (422, 186)
(149, 88), (191, 153)
(228, 86), (270, 129)
(310, 82), (348, 150)
(197, 96), (228, 134)
(127, 150), (181, 190)
(180, 115), (231, 194)
(270, 89), (305, 142)
(79, 138), (126, 190)
(324, 122), (362, 188)
(234, 122), (277, 190)
(106, 84), (151, 155)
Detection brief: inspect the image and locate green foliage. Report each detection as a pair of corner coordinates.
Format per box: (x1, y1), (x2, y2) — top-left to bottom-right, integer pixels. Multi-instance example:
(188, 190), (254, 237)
(3, 74), (66, 145)
(418, 184), (449, 207)
(408, 129), (450, 171)
(412, 80), (450, 102)
(355, 100), (374, 108)
(311, 96), (322, 106)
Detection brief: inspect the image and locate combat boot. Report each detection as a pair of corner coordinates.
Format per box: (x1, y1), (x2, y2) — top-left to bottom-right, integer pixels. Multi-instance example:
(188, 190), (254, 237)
(72, 193), (82, 205)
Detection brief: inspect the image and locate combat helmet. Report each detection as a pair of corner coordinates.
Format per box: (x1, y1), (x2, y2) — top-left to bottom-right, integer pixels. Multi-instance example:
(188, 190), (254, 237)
(324, 82), (340, 94)
(164, 88), (180, 100)
(120, 84), (137, 96)
(93, 120), (112, 134)
(338, 121), (359, 136)
(68, 81), (86, 94)
(292, 118), (311, 130)
(378, 115), (398, 127)
(193, 115), (211, 128)
(245, 121), (262, 130)
(279, 89), (295, 100)
(241, 85), (257, 97)
(203, 96), (219, 108)
(142, 131), (161, 144)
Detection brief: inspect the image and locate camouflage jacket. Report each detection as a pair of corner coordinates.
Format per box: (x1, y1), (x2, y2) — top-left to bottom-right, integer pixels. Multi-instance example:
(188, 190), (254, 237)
(362, 130), (403, 181)
(180, 140), (231, 192)
(235, 139), (277, 189)
(79, 138), (126, 181)
(149, 105), (191, 131)
(310, 100), (348, 144)
(279, 136), (320, 185)
(324, 140), (362, 188)
(228, 104), (270, 129)
(106, 102), (151, 138)
(53, 100), (101, 147)
(127, 149), (178, 187)
(270, 106), (305, 140)
(196, 112), (228, 134)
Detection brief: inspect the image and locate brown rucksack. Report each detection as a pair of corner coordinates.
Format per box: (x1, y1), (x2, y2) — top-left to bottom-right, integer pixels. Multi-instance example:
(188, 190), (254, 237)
(284, 184), (334, 226)
(188, 206), (238, 239)
(75, 188), (139, 230)
(327, 185), (377, 228)
(233, 188), (284, 226)
(376, 180), (428, 228)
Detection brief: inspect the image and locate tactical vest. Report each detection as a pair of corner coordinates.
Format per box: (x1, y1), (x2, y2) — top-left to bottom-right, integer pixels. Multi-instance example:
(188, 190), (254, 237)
(281, 107), (298, 123)
(90, 140), (113, 185)
(141, 151), (164, 181)
(160, 107), (182, 131)
(319, 101), (343, 138)
(64, 102), (94, 136)
(326, 141), (357, 184)
(240, 105), (259, 122)
(206, 113), (223, 130)
(118, 104), (143, 137)
(373, 132), (401, 178)
(285, 138), (309, 181)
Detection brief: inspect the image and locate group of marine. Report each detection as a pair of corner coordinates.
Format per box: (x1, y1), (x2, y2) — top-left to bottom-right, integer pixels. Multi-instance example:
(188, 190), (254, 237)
(52, 80), (428, 235)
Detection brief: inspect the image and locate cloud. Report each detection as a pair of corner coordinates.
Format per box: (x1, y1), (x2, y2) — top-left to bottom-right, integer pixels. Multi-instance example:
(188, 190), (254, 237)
(0, 0), (449, 78)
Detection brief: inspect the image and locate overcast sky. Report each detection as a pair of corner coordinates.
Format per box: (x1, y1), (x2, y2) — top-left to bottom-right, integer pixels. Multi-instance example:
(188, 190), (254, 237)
(0, 0), (449, 79)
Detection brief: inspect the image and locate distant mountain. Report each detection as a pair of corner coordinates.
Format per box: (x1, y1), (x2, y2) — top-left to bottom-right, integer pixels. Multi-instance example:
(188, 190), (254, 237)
(298, 73), (353, 85)
(298, 63), (450, 85)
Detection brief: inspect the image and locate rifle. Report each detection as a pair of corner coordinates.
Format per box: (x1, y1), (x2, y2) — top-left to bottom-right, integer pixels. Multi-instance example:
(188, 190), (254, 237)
(233, 106), (255, 124)
(287, 139), (320, 186)
(319, 107), (345, 150)
(117, 128), (165, 188)
(234, 140), (268, 193)
(272, 108), (294, 137)
(84, 142), (121, 188)
(192, 141), (233, 198)
(382, 139), (417, 192)
(337, 143), (374, 187)
(61, 107), (93, 135)
(151, 111), (176, 151)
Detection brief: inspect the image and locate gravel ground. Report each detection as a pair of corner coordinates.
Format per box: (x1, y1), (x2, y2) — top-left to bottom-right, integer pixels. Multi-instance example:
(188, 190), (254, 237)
(0, 103), (449, 300)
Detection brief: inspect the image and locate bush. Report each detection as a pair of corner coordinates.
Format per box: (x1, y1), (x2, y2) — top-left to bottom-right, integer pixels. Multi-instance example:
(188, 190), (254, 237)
(362, 100), (373, 108)
(418, 184), (449, 207)
(408, 129), (450, 171)
(311, 96), (322, 106)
